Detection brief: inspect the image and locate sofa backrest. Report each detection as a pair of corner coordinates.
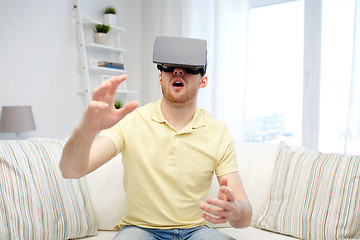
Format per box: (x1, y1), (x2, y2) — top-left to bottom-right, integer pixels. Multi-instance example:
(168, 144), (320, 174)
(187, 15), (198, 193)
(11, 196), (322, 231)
(235, 143), (278, 222)
(85, 143), (278, 230)
(206, 143), (278, 224)
(85, 153), (125, 230)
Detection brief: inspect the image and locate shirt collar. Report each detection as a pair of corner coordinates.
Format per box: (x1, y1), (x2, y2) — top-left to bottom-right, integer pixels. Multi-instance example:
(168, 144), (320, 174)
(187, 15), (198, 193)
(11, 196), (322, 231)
(151, 98), (206, 133)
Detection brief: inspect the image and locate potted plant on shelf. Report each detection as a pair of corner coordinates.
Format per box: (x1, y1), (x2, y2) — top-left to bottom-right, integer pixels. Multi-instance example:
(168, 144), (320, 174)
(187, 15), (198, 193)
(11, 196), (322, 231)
(114, 100), (123, 109)
(103, 6), (117, 25)
(93, 24), (110, 45)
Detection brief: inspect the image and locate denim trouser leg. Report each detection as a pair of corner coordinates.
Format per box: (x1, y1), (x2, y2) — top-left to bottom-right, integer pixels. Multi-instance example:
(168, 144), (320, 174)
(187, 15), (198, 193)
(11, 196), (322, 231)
(113, 226), (157, 240)
(186, 226), (235, 240)
(113, 225), (235, 240)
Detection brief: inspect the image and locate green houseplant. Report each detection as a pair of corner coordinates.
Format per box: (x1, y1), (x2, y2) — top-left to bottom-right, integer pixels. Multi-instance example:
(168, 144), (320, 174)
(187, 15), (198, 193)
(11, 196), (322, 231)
(94, 24), (110, 33)
(104, 7), (116, 14)
(93, 24), (110, 45)
(114, 100), (123, 109)
(103, 6), (117, 25)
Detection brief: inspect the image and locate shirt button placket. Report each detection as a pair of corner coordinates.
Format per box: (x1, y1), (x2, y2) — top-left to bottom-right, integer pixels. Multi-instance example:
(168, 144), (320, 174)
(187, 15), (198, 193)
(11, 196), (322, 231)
(169, 133), (179, 166)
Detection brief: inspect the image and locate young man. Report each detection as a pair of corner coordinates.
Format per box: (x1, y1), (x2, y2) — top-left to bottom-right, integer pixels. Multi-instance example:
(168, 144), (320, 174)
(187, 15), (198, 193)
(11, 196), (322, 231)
(60, 36), (252, 240)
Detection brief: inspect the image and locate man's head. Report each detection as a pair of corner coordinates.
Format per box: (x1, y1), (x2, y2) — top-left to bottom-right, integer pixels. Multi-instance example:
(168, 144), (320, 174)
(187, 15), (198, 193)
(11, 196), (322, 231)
(153, 36), (207, 76)
(153, 36), (208, 105)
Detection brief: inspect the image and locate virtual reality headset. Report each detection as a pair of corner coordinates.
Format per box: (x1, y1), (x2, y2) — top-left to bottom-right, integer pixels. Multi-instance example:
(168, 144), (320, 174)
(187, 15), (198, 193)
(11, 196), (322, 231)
(153, 36), (207, 76)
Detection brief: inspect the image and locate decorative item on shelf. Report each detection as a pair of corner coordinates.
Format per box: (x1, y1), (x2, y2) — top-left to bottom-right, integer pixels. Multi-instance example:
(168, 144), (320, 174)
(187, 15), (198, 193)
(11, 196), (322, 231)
(114, 100), (123, 109)
(98, 61), (124, 70)
(103, 6), (117, 25)
(0, 106), (36, 138)
(88, 58), (98, 67)
(93, 24), (110, 45)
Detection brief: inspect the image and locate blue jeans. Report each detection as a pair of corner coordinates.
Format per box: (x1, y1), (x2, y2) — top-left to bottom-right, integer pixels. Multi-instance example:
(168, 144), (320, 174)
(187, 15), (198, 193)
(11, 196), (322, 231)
(113, 225), (235, 240)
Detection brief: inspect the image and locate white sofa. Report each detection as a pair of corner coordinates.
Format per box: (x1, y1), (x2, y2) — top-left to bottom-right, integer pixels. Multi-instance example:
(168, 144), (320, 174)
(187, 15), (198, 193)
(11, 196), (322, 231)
(1, 139), (359, 239)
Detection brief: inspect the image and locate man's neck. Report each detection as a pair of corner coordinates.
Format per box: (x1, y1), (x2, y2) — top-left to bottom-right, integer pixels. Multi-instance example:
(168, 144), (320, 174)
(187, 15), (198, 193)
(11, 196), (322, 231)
(160, 97), (197, 132)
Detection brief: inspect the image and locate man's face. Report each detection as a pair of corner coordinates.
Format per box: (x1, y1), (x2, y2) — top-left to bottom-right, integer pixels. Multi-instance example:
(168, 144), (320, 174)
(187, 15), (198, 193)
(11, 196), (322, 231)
(159, 67), (207, 105)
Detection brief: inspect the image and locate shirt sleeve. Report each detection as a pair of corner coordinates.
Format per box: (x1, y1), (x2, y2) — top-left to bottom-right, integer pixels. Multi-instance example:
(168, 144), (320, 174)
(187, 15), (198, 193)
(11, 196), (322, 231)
(215, 127), (238, 176)
(98, 121), (125, 156)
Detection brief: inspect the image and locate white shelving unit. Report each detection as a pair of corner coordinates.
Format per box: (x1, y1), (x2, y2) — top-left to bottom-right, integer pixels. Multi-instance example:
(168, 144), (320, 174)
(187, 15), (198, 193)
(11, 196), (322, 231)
(73, 0), (137, 105)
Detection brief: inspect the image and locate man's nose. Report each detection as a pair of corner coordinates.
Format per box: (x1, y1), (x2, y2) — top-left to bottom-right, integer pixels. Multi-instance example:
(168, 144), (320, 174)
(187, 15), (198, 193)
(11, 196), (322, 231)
(173, 68), (184, 76)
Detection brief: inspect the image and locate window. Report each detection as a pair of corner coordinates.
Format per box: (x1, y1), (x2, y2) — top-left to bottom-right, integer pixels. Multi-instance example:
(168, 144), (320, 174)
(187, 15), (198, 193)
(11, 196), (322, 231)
(245, 1), (304, 145)
(319, 0), (356, 153)
(245, 0), (358, 153)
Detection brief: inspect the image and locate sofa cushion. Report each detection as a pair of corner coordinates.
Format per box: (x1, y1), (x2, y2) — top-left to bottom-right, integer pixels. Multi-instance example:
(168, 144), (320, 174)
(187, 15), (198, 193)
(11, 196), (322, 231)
(85, 153), (125, 230)
(219, 226), (298, 240)
(254, 141), (360, 240)
(0, 139), (97, 239)
(235, 143), (278, 222)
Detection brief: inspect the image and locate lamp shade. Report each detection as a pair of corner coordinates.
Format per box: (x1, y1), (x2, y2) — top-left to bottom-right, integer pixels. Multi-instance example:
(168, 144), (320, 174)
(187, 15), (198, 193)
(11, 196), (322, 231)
(0, 106), (36, 132)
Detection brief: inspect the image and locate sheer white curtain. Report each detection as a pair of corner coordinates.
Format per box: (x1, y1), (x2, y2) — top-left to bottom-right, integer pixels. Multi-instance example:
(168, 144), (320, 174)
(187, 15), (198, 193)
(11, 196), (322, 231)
(141, 0), (249, 143)
(345, 0), (360, 154)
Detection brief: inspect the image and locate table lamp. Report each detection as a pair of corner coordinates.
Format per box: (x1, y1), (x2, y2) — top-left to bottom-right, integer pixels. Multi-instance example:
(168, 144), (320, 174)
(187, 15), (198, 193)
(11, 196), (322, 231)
(0, 106), (36, 137)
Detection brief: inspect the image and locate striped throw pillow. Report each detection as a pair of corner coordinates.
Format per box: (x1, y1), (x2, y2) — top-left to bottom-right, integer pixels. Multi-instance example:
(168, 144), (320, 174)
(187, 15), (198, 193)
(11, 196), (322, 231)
(254, 141), (360, 240)
(0, 139), (97, 239)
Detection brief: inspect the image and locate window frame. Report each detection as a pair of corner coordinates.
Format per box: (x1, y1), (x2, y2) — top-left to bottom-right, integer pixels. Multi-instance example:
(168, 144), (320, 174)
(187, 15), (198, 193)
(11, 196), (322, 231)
(249, 0), (322, 150)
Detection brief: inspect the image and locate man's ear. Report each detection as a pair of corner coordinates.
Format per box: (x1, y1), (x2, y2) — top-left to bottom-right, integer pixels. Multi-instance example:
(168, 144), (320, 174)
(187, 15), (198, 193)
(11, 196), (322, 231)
(158, 72), (162, 84)
(199, 76), (208, 88)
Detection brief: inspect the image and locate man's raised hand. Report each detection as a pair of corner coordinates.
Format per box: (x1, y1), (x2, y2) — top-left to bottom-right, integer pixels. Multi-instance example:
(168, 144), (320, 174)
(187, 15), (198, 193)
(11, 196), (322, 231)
(200, 178), (241, 225)
(79, 75), (139, 136)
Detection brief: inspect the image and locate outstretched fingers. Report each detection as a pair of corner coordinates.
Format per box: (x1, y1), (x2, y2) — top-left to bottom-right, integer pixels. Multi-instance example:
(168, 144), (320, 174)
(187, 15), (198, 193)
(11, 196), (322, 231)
(200, 177), (238, 225)
(107, 75), (127, 96)
(200, 197), (234, 225)
(200, 200), (229, 223)
(92, 75), (127, 101)
(92, 81), (111, 100)
(79, 75), (137, 134)
(88, 100), (109, 110)
(205, 198), (231, 211)
(219, 185), (235, 202)
(201, 212), (228, 224)
(220, 177), (228, 187)
(115, 100), (139, 120)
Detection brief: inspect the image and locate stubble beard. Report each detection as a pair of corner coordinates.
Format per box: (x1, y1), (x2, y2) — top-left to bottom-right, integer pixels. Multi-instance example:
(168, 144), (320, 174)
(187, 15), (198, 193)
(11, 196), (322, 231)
(161, 83), (199, 105)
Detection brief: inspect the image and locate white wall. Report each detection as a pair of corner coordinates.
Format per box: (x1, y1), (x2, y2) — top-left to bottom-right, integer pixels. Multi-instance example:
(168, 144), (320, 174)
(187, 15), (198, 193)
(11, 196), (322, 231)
(0, 0), (142, 139)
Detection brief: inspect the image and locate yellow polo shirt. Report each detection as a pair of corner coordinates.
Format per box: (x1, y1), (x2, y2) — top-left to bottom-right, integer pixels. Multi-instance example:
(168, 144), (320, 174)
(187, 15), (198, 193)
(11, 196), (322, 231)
(99, 99), (238, 230)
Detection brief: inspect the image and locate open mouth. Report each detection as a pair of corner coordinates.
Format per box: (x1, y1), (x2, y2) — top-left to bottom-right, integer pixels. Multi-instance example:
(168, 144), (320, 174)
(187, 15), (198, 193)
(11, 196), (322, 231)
(172, 81), (184, 87)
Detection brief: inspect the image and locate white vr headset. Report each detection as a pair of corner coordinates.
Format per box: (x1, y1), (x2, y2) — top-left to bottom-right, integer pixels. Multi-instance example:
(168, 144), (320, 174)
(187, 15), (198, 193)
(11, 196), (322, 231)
(153, 36), (207, 76)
